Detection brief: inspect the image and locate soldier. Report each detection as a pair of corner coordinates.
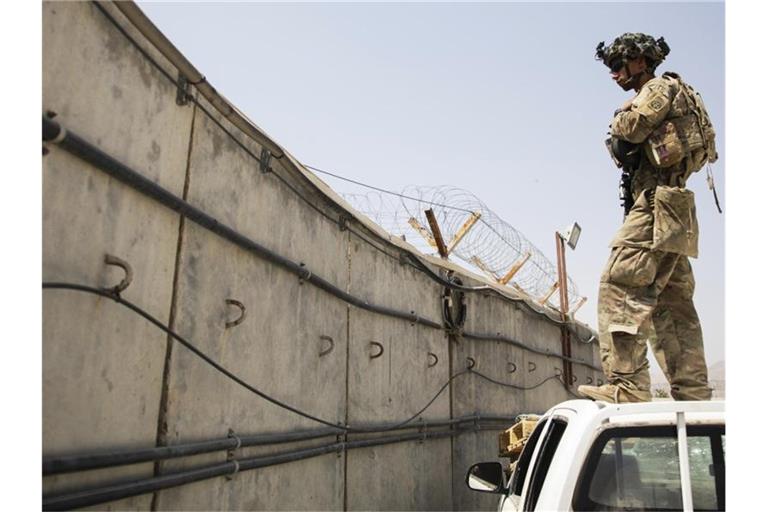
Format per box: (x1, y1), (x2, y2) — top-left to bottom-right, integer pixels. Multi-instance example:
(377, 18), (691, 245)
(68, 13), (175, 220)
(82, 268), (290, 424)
(577, 33), (718, 403)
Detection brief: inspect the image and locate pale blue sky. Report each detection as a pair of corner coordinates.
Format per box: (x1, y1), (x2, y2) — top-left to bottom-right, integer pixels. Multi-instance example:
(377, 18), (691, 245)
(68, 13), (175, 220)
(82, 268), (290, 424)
(137, 1), (725, 366)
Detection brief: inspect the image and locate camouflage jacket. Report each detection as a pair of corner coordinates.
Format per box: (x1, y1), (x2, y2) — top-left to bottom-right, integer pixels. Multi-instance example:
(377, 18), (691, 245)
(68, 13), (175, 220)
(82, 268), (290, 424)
(609, 72), (712, 258)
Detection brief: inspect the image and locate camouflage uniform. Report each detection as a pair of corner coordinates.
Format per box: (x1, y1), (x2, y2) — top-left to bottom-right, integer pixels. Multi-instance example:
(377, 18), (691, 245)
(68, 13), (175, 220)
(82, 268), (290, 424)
(598, 71), (713, 401)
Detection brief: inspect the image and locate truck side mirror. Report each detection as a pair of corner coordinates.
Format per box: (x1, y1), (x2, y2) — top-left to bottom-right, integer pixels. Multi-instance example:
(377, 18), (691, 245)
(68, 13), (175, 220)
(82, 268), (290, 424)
(466, 462), (505, 494)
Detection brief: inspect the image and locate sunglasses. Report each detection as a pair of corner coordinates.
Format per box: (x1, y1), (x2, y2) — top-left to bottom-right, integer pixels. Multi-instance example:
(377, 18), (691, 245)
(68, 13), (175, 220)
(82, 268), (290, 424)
(608, 59), (625, 73)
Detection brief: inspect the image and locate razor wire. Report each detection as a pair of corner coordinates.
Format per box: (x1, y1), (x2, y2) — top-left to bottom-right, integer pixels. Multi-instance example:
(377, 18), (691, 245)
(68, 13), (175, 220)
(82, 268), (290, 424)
(339, 185), (580, 309)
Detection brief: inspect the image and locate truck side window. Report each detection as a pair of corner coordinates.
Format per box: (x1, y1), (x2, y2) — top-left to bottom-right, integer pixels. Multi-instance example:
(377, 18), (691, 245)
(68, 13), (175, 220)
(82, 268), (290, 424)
(572, 425), (725, 512)
(523, 419), (568, 511)
(510, 420), (546, 496)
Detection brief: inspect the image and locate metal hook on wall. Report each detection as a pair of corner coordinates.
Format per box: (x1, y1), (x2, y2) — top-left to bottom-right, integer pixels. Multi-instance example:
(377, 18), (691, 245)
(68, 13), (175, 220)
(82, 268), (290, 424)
(428, 352), (439, 368)
(587, 376), (594, 384)
(466, 357), (476, 370)
(508, 362), (517, 374)
(528, 361), (537, 373)
(319, 335), (334, 357)
(225, 299), (246, 329)
(103, 254), (133, 296)
(369, 341), (384, 359)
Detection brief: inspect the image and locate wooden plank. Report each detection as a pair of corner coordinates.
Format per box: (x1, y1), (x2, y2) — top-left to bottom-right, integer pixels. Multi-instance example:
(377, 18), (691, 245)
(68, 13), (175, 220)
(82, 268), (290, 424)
(470, 255), (499, 280)
(538, 281), (559, 304)
(446, 211), (481, 255)
(499, 251), (531, 285)
(407, 217), (437, 248)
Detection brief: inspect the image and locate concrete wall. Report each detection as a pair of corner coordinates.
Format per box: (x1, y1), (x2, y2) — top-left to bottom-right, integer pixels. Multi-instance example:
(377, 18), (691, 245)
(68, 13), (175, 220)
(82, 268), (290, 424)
(42, 2), (600, 510)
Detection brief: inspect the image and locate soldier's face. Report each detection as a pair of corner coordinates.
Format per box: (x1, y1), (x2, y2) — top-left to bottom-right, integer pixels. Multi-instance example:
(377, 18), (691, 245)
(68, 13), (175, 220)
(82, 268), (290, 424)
(610, 57), (647, 91)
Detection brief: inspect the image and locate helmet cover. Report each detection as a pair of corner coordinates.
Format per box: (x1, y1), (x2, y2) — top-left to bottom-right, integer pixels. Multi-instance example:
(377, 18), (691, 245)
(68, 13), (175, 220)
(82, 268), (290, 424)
(595, 33), (670, 72)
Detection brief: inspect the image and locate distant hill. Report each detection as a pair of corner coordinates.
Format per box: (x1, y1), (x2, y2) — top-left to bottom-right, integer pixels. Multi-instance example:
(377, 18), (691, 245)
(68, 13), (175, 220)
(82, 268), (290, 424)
(709, 360), (725, 381)
(650, 359), (725, 398)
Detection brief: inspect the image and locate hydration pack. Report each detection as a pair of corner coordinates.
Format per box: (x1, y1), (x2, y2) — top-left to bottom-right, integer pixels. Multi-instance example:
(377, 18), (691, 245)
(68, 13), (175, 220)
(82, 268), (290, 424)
(643, 72), (718, 170)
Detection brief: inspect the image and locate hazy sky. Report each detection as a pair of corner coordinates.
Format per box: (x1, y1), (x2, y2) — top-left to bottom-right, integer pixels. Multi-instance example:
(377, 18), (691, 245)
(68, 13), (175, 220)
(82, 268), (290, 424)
(136, 1), (725, 367)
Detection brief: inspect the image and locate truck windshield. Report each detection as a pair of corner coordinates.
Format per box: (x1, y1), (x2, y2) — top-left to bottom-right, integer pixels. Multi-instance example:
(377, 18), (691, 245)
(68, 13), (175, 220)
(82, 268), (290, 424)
(572, 425), (725, 512)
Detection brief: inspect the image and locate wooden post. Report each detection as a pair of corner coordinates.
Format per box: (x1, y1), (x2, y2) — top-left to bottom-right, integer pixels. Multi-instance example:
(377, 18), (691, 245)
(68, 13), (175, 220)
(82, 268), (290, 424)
(424, 209), (448, 259)
(407, 217), (437, 248)
(538, 281), (559, 304)
(499, 251), (531, 285)
(446, 211), (481, 255)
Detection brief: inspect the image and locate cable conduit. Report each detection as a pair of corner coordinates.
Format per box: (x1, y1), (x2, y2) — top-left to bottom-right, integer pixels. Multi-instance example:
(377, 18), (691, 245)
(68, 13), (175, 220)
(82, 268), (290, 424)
(90, 0), (596, 344)
(44, 414), (518, 476)
(41, 116), (596, 369)
(43, 425), (500, 511)
(44, 283), (574, 435)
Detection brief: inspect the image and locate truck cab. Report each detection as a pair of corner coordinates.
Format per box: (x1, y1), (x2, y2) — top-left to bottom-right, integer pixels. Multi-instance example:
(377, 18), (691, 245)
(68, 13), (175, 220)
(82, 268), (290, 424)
(466, 400), (725, 511)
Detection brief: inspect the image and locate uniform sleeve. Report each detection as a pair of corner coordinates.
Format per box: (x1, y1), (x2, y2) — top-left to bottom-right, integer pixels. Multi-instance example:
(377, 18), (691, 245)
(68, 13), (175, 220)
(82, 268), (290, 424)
(611, 79), (673, 144)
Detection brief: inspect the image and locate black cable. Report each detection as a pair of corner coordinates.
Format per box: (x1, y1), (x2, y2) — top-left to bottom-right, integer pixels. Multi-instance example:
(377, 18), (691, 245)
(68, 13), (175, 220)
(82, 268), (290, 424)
(470, 369), (564, 391)
(405, 252), (598, 346)
(43, 283), (465, 434)
(44, 283), (586, 437)
(43, 116), (598, 372)
(44, 414), (518, 476)
(462, 331), (601, 372)
(89, 0), (598, 343)
(43, 421), (503, 510)
(304, 164), (475, 214)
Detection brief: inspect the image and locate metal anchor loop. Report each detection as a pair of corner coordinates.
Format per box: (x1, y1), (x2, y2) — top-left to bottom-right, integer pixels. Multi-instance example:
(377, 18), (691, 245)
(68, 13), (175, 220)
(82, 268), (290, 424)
(319, 335), (335, 357)
(554, 367), (562, 378)
(225, 299), (246, 329)
(507, 362), (517, 374)
(103, 254), (133, 297)
(369, 341), (384, 359)
(570, 374), (578, 384)
(587, 376), (594, 384)
(528, 361), (537, 373)
(428, 352), (439, 368)
(466, 357), (476, 370)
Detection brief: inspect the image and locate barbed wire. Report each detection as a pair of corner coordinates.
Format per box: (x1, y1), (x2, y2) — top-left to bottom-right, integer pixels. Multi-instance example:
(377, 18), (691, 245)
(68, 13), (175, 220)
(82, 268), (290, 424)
(332, 181), (581, 309)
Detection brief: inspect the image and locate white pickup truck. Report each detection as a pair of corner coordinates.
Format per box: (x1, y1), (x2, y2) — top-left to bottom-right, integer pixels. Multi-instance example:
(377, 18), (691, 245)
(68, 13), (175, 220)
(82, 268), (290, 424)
(466, 399), (725, 511)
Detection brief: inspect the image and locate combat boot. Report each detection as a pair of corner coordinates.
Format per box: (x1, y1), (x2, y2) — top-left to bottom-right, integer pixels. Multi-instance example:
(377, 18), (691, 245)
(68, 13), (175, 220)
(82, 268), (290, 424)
(577, 383), (651, 403)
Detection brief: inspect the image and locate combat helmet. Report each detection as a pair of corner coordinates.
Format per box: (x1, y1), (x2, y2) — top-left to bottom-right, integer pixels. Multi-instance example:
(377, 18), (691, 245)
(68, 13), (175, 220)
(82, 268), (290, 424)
(595, 33), (670, 72)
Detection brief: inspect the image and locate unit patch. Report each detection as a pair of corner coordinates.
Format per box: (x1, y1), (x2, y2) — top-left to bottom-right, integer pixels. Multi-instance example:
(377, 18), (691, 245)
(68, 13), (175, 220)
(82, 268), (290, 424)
(649, 97), (665, 112)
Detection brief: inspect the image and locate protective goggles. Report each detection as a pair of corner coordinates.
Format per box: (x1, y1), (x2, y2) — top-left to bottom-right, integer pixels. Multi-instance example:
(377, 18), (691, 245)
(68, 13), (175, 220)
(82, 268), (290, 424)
(608, 59), (625, 73)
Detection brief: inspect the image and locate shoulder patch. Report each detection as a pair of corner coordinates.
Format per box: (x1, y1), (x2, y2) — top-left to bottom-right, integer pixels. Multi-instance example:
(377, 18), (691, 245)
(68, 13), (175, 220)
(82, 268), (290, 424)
(649, 97), (665, 112)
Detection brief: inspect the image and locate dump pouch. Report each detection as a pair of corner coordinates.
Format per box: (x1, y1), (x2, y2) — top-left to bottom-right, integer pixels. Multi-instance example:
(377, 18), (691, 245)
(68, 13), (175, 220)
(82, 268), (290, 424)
(651, 186), (698, 257)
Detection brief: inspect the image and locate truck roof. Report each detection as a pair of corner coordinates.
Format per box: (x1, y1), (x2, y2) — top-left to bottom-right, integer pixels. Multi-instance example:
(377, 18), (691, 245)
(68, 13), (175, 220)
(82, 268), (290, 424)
(543, 399), (724, 430)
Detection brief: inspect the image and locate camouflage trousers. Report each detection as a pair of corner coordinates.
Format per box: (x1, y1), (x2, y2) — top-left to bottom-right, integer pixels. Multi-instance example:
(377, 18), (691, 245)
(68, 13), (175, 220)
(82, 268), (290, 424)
(597, 247), (711, 401)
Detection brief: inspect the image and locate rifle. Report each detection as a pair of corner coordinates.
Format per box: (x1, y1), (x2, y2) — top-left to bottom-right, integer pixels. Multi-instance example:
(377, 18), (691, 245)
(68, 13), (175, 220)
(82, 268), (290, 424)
(605, 136), (641, 217)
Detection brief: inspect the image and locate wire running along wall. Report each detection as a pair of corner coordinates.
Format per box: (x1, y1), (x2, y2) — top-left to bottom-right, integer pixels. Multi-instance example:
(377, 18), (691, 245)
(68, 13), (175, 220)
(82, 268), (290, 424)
(338, 184), (581, 310)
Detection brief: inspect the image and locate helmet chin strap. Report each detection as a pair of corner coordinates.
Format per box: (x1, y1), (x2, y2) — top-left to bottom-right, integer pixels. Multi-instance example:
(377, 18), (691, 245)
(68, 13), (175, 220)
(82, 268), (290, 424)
(617, 64), (645, 91)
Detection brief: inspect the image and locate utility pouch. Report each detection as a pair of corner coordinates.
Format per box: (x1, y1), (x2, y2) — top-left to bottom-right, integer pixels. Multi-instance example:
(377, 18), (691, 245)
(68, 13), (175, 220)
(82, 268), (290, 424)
(651, 186), (698, 257)
(644, 120), (684, 167)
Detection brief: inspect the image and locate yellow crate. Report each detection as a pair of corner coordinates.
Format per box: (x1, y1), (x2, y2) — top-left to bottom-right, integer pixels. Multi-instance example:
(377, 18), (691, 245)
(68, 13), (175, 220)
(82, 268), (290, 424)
(498, 415), (539, 458)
